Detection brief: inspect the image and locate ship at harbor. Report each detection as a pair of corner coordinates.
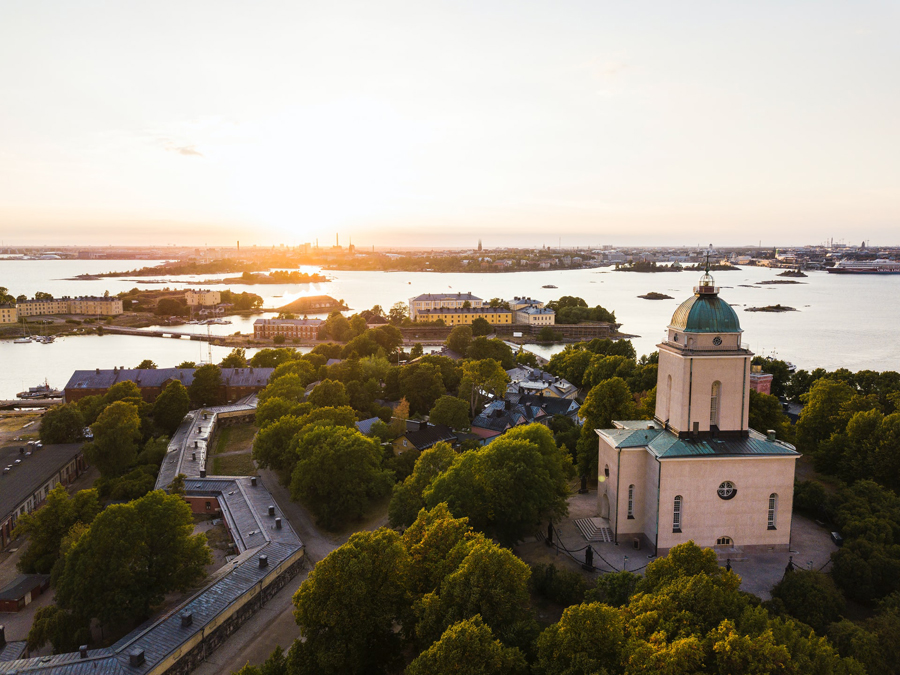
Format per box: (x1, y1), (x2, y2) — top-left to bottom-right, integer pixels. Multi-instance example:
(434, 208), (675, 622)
(17, 381), (62, 399)
(826, 259), (900, 274)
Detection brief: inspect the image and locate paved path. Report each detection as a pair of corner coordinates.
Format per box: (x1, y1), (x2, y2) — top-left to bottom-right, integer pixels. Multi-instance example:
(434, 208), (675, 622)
(193, 469), (386, 675)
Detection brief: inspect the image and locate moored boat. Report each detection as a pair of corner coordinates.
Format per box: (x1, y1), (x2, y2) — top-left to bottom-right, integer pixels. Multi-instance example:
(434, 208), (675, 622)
(826, 259), (900, 274)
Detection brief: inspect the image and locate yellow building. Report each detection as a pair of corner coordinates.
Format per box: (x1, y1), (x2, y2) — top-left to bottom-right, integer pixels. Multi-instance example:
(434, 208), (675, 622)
(16, 296), (123, 317)
(0, 304), (17, 324)
(409, 292), (483, 320)
(16, 298), (70, 317)
(185, 289), (222, 307)
(416, 307), (513, 327)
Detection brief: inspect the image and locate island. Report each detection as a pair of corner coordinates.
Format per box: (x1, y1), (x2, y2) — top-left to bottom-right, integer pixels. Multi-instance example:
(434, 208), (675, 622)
(276, 295), (348, 314)
(638, 292), (674, 300)
(756, 280), (805, 285)
(214, 270), (328, 285)
(745, 304), (797, 312)
(778, 269), (808, 278)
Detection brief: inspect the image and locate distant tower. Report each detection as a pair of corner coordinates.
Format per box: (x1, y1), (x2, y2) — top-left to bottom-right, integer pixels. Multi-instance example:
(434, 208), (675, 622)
(478, 239), (482, 251)
(336, 233), (339, 247)
(237, 240), (240, 252)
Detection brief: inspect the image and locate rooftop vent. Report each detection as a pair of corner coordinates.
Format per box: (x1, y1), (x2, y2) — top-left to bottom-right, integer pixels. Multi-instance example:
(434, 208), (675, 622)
(767, 430), (776, 441)
(275, 517), (282, 530)
(79, 645), (88, 659)
(200, 469), (206, 478)
(250, 477), (257, 487)
(181, 611), (193, 627)
(129, 649), (145, 667)
(259, 555), (268, 568)
(268, 505), (275, 516)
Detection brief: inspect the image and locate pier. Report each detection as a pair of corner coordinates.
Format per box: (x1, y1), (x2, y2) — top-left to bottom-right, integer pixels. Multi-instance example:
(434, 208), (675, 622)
(0, 398), (61, 410)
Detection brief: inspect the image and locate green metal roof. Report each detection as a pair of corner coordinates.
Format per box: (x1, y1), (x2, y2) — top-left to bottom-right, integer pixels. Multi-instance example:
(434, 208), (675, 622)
(669, 293), (742, 333)
(599, 425), (799, 458)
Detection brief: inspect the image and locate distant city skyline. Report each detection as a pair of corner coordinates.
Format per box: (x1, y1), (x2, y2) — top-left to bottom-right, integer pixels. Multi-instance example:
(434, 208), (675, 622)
(1, 1), (898, 246)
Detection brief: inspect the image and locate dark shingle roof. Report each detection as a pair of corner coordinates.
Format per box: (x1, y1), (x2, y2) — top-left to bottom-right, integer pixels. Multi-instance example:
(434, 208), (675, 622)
(64, 368), (274, 392)
(0, 443), (84, 520)
(403, 423), (457, 450)
(0, 574), (49, 601)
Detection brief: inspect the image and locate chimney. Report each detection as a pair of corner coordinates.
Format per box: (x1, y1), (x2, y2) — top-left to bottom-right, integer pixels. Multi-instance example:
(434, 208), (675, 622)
(268, 505), (275, 517)
(79, 645), (88, 659)
(767, 430), (776, 441)
(200, 469), (206, 478)
(692, 421), (700, 436)
(95, 367), (100, 374)
(181, 612), (193, 628)
(275, 517), (282, 529)
(0, 624), (4, 647)
(259, 555), (268, 568)
(251, 476), (257, 487)
(129, 649), (145, 667)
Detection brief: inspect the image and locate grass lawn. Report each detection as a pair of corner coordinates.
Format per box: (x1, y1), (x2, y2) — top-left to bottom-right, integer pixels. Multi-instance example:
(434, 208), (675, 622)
(212, 452), (258, 476)
(213, 424), (258, 456)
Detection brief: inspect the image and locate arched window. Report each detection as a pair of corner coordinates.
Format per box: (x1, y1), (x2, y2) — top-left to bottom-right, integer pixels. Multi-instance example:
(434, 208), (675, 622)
(673, 495), (683, 532)
(710, 381), (721, 427)
(768, 493), (778, 530)
(716, 536), (733, 546)
(665, 375), (672, 421)
(627, 485), (635, 519)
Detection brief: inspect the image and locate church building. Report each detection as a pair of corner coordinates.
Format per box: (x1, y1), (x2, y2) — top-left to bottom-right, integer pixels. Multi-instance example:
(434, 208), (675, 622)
(596, 270), (799, 555)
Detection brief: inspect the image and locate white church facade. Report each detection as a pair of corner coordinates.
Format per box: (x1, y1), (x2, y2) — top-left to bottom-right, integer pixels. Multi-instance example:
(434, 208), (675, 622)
(596, 270), (799, 556)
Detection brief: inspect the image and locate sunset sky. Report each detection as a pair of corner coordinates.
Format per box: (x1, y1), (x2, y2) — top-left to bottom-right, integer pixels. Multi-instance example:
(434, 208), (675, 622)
(1, 1), (898, 247)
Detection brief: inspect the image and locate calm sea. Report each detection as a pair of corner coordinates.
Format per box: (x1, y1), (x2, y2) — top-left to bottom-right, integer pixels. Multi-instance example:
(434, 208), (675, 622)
(1, 258), (898, 399)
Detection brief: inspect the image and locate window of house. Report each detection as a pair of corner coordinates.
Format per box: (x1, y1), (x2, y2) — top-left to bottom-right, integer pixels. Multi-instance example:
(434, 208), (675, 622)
(710, 381), (721, 427)
(627, 485), (635, 519)
(716, 536), (733, 546)
(673, 495), (683, 532)
(768, 493), (778, 530)
(717, 481), (736, 500)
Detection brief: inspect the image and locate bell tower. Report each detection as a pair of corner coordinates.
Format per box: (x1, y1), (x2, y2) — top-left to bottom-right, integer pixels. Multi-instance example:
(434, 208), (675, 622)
(654, 267), (752, 438)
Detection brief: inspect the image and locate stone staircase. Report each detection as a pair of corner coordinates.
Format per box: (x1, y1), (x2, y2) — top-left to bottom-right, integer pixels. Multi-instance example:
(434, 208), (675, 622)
(574, 517), (614, 543)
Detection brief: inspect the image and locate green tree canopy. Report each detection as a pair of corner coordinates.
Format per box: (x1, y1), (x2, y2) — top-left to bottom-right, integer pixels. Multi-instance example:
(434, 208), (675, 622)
(40, 403), (85, 444)
(255, 397), (311, 428)
(424, 424), (573, 545)
(446, 324), (473, 355)
(14, 485), (101, 574)
(54, 490), (211, 628)
(250, 348), (299, 368)
(466, 337), (515, 369)
(290, 528), (411, 675)
(189, 363), (223, 406)
(429, 395), (470, 430)
(577, 377), (638, 477)
(152, 380), (190, 435)
(533, 602), (625, 675)
(399, 363), (446, 415)
(271, 358), (317, 385)
(220, 347), (248, 368)
(407, 616), (527, 675)
(771, 570), (845, 634)
(459, 358), (509, 417)
(259, 373), (308, 403)
(471, 317), (493, 336)
(289, 425), (393, 529)
(389, 442), (458, 528)
(136, 359), (157, 369)
(87, 400), (142, 477)
(308, 379), (350, 408)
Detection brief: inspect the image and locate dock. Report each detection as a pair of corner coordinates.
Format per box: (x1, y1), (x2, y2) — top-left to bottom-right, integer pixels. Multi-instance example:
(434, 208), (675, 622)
(0, 398), (60, 410)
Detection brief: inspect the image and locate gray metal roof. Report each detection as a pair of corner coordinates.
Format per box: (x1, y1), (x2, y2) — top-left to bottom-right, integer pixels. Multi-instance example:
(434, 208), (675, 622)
(64, 368), (274, 392)
(597, 423), (799, 458)
(0, 443), (84, 520)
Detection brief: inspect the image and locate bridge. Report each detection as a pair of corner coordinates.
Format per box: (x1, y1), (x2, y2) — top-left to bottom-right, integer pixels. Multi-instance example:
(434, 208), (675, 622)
(0, 398), (61, 410)
(102, 325), (212, 341)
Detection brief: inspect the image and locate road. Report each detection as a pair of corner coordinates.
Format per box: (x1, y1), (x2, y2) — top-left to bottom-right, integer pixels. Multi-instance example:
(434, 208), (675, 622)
(193, 468), (388, 675)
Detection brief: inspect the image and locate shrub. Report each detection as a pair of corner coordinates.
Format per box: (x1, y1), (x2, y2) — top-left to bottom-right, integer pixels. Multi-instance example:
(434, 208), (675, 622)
(530, 563), (588, 607)
(273, 334), (286, 344)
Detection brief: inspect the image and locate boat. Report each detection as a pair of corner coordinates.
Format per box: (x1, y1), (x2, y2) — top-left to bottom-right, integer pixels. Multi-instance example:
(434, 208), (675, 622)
(826, 259), (900, 274)
(542, 284), (558, 289)
(17, 381), (62, 399)
(13, 336), (31, 344)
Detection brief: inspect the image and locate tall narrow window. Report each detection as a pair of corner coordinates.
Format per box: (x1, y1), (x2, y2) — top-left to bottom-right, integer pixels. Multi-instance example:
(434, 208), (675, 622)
(710, 381), (721, 427)
(673, 495), (683, 532)
(627, 485), (635, 519)
(665, 375), (672, 421)
(768, 493), (778, 530)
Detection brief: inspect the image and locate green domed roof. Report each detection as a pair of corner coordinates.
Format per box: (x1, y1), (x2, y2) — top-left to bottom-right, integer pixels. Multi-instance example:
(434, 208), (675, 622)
(670, 293), (742, 333)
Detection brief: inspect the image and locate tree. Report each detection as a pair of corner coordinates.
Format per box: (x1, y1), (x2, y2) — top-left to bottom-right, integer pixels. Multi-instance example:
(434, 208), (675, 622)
(399, 363), (446, 415)
(176, 360), (197, 368)
(259, 373), (308, 404)
(577, 377), (638, 477)
(0, 286), (14, 305)
(289, 426), (393, 529)
(415, 537), (535, 648)
(220, 347), (248, 368)
(35, 291), (53, 300)
(26, 605), (91, 654)
(54, 490), (211, 628)
(429, 395), (470, 430)
(189, 363), (223, 406)
(273, 334), (286, 344)
(447, 325), (473, 355)
(136, 359), (157, 369)
(308, 379), (350, 408)
(389, 301), (409, 325)
(40, 403), (85, 444)
(534, 602), (625, 675)
(156, 297), (186, 316)
(471, 317), (493, 336)
(537, 326), (562, 343)
(290, 528), (411, 675)
(152, 380), (190, 435)
(14, 485), (101, 574)
(748, 389), (792, 440)
(425, 424), (573, 545)
(515, 349), (538, 367)
(466, 337), (515, 369)
(255, 397), (310, 428)
(86, 401), (142, 477)
(272, 358), (316, 385)
(795, 378), (857, 454)
(408, 616), (528, 675)
(250, 348), (298, 368)
(409, 342), (424, 359)
(389, 442), (458, 528)
(459, 358), (510, 417)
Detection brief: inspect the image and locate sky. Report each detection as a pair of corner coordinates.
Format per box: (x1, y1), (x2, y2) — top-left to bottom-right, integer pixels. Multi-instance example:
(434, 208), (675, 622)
(1, 1), (898, 248)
